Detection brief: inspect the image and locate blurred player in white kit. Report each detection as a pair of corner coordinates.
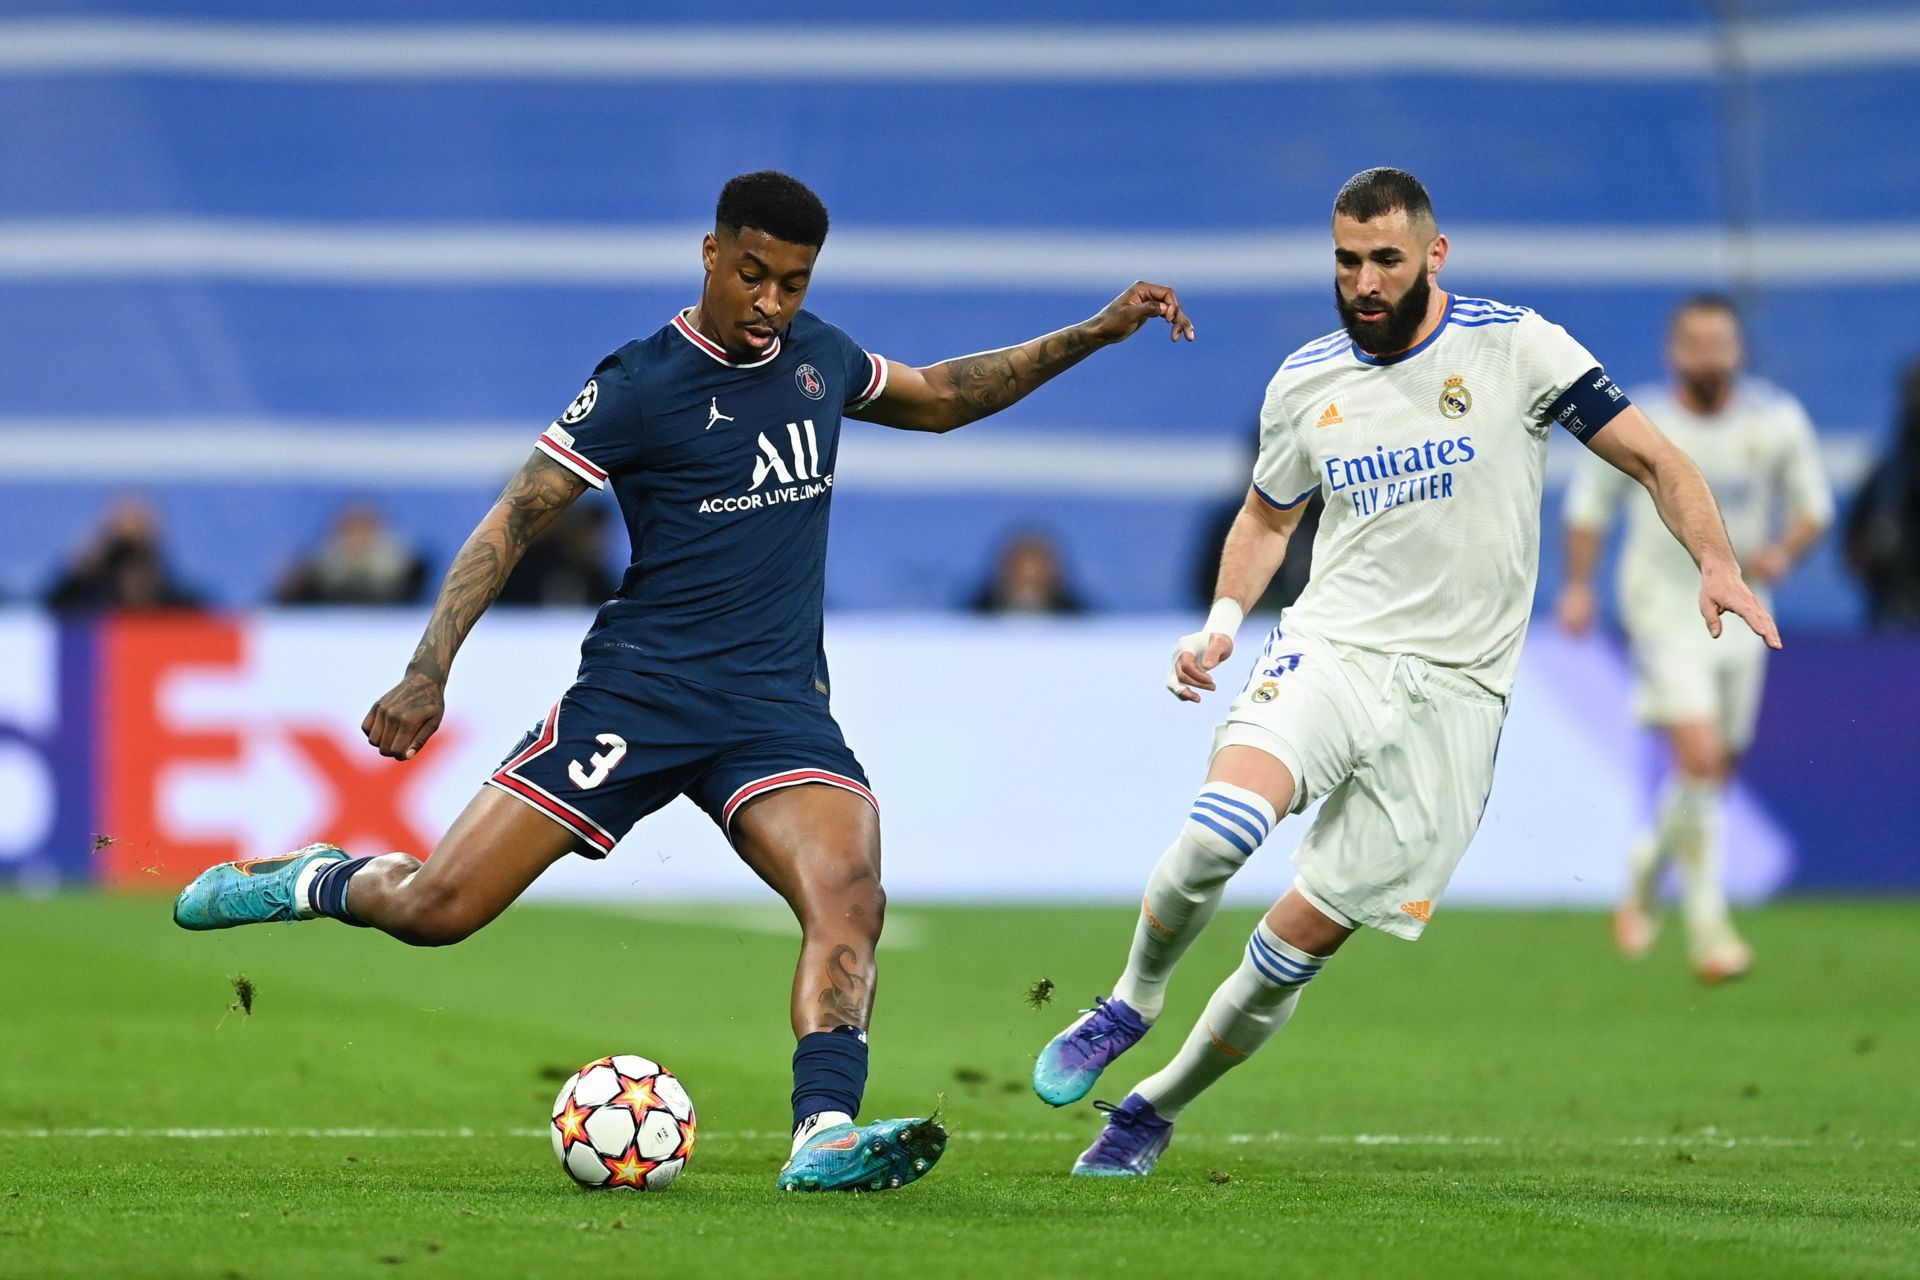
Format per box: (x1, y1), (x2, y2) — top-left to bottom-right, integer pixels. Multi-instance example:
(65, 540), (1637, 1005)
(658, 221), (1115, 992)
(1557, 296), (1833, 982)
(1028, 168), (1783, 1177)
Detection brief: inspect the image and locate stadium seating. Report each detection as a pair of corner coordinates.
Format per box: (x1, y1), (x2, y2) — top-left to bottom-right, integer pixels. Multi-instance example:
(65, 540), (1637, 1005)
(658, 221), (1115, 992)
(2, 0), (1914, 624)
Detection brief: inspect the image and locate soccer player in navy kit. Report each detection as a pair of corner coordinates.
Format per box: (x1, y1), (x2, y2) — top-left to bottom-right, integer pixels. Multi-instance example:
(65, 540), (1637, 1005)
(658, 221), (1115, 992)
(174, 171), (1194, 1193)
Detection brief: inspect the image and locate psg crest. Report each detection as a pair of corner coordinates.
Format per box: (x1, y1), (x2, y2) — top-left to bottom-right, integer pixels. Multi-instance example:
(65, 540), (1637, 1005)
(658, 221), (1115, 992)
(562, 379), (599, 424)
(795, 364), (826, 400)
(1439, 374), (1473, 419)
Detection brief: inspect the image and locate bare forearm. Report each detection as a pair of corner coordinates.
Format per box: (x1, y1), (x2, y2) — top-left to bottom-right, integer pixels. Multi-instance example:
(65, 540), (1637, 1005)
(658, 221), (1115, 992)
(1214, 506), (1293, 611)
(406, 454), (584, 683)
(1777, 513), (1827, 566)
(1564, 526), (1602, 587)
(1643, 449), (1737, 571)
(929, 322), (1103, 430)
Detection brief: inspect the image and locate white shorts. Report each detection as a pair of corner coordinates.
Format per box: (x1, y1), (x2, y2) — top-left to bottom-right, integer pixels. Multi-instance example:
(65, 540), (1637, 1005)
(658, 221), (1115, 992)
(1211, 626), (1508, 941)
(1626, 617), (1768, 751)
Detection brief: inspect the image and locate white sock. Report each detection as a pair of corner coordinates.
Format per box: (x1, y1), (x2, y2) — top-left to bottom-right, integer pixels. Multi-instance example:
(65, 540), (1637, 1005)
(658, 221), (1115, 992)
(791, 1110), (853, 1154)
(292, 859), (327, 920)
(1624, 831), (1665, 911)
(1110, 782), (1276, 1022)
(1664, 778), (1732, 951)
(1134, 921), (1327, 1119)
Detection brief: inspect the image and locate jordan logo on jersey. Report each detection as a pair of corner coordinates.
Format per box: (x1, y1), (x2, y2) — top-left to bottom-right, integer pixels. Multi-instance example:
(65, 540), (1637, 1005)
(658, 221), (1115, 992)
(1316, 402), (1344, 428)
(706, 398), (734, 431)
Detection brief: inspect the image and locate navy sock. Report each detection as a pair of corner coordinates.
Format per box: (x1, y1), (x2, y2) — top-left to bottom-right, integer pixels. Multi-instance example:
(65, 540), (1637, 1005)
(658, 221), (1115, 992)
(308, 856), (374, 927)
(791, 1025), (869, 1129)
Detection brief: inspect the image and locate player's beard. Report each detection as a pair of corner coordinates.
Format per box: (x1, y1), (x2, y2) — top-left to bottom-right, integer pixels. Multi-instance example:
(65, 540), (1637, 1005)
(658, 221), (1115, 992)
(1337, 272), (1432, 355)
(1679, 370), (1734, 413)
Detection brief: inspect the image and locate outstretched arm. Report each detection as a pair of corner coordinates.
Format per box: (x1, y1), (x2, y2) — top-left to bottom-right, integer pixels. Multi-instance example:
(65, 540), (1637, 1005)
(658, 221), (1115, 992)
(363, 451), (588, 759)
(851, 281), (1195, 433)
(1583, 406), (1782, 649)
(1167, 488), (1309, 702)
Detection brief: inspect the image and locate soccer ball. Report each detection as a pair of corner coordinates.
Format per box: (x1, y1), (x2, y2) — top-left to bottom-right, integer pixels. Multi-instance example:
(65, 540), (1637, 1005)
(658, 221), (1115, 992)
(550, 1055), (696, 1191)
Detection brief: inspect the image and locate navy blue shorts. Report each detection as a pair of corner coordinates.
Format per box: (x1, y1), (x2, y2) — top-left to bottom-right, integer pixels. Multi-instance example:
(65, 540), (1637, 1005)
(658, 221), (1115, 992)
(486, 668), (875, 858)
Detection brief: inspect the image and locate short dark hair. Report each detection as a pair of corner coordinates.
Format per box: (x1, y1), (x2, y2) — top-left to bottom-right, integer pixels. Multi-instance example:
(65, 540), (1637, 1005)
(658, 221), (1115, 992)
(1672, 292), (1740, 328)
(1332, 167), (1434, 225)
(715, 171), (830, 248)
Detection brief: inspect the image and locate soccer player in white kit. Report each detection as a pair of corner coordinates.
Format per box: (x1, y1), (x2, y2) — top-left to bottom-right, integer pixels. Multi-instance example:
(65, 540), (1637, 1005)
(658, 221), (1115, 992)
(1557, 296), (1832, 982)
(1031, 168), (1782, 1177)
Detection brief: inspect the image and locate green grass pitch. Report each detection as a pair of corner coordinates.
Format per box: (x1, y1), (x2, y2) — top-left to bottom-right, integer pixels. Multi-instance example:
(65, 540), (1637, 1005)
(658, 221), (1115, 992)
(1, 894), (1914, 1279)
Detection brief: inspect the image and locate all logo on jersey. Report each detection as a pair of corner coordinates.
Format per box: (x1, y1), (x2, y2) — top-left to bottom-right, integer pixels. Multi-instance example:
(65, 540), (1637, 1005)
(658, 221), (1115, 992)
(1316, 402), (1344, 429)
(752, 421), (822, 490)
(562, 379), (598, 424)
(698, 421), (834, 515)
(795, 364), (826, 401)
(1438, 375), (1473, 419)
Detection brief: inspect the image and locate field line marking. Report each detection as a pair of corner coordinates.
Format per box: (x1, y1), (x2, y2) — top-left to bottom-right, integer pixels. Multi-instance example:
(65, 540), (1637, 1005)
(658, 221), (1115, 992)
(0, 1126), (1907, 1148)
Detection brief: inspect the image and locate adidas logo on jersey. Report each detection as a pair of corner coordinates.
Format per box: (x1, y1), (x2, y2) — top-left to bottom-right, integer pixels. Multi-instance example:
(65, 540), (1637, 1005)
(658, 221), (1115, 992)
(1316, 402), (1344, 428)
(1401, 899), (1433, 923)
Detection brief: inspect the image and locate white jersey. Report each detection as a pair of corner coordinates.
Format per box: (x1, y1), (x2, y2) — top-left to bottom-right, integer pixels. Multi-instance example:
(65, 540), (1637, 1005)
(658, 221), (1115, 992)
(1564, 377), (1833, 634)
(1255, 294), (1615, 696)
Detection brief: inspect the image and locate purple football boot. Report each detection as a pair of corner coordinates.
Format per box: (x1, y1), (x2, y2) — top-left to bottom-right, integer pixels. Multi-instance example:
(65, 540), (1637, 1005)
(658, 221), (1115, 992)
(1032, 996), (1150, 1107)
(1072, 1093), (1174, 1177)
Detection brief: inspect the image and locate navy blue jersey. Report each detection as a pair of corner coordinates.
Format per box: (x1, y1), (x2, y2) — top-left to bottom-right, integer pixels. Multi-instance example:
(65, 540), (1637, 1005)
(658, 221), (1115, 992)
(533, 309), (888, 700)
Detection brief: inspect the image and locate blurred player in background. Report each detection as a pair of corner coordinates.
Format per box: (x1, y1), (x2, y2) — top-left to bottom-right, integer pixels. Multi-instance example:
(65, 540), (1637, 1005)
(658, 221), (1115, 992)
(172, 171), (1194, 1194)
(1031, 168), (1780, 1177)
(1557, 296), (1832, 981)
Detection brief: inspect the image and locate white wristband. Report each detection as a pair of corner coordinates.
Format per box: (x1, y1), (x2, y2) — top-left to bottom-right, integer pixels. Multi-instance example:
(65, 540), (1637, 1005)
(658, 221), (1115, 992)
(1203, 598), (1245, 641)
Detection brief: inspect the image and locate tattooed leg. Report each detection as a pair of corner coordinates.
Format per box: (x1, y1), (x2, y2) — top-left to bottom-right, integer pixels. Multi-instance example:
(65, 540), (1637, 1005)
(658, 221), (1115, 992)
(729, 785), (885, 1037)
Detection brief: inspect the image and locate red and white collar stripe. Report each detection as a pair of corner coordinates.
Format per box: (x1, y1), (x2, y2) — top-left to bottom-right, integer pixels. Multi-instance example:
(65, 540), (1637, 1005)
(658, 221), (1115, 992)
(673, 309), (782, 369)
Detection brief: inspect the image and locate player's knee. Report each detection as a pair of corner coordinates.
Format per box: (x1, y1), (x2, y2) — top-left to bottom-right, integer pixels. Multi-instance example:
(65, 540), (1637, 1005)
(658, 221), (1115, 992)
(1181, 783), (1278, 865)
(800, 856), (885, 940)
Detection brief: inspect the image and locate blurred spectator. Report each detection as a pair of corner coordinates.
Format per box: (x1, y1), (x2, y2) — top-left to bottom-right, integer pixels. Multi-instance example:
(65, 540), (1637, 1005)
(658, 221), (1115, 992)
(1844, 359), (1920, 628)
(498, 505), (619, 607)
(969, 529), (1087, 615)
(44, 497), (204, 611)
(276, 502), (428, 605)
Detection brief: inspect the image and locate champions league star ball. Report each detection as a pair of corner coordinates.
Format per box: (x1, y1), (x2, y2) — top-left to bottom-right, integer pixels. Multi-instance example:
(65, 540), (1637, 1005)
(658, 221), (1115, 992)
(550, 1055), (697, 1191)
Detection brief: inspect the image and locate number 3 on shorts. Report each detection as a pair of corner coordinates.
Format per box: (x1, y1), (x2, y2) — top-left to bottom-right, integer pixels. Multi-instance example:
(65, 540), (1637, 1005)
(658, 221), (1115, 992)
(567, 733), (629, 789)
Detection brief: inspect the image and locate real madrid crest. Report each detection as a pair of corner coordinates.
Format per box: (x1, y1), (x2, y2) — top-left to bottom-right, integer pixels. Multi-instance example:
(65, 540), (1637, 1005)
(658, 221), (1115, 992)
(1252, 681), (1279, 704)
(1439, 375), (1472, 419)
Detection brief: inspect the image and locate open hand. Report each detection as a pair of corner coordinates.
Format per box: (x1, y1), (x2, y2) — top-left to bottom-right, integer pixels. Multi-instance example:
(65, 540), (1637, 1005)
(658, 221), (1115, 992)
(363, 671), (446, 759)
(1088, 281), (1196, 345)
(1555, 582), (1597, 636)
(1700, 561), (1782, 650)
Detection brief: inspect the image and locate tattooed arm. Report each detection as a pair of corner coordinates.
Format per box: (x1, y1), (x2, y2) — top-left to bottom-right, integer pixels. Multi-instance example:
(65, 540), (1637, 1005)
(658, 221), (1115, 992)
(362, 451), (587, 759)
(851, 280), (1195, 433)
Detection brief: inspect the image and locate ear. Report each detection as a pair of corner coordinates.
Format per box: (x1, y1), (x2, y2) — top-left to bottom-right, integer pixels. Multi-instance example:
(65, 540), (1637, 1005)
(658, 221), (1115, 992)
(701, 232), (719, 273)
(1426, 232), (1449, 279)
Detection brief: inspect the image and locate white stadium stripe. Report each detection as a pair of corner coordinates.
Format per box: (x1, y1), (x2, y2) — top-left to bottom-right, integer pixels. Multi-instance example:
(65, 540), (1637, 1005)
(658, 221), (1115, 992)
(0, 1126), (1905, 1149)
(5, 219), (1920, 288)
(0, 421), (1879, 497)
(0, 15), (1917, 80)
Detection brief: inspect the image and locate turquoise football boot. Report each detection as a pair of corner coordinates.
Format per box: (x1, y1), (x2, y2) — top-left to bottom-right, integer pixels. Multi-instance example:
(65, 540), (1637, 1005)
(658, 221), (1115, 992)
(776, 1116), (948, 1192)
(172, 843), (347, 931)
(1033, 996), (1150, 1107)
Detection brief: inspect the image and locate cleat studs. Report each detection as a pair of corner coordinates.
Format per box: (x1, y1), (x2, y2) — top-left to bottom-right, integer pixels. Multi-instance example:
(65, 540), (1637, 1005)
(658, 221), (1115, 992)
(913, 1159), (927, 1172)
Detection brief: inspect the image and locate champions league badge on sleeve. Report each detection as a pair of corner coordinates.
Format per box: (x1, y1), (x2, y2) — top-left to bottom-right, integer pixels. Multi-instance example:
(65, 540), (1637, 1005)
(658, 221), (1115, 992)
(563, 379), (599, 424)
(1439, 375), (1473, 419)
(795, 364), (826, 400)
